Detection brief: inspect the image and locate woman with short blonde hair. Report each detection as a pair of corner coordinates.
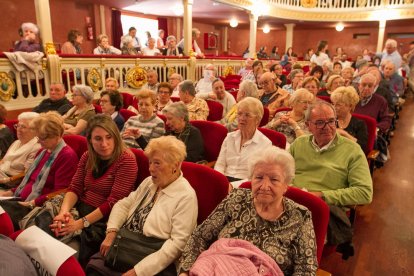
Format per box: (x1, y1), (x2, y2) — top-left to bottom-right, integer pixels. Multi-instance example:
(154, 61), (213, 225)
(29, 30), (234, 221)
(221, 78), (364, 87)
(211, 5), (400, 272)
(93, 34), (121, 55)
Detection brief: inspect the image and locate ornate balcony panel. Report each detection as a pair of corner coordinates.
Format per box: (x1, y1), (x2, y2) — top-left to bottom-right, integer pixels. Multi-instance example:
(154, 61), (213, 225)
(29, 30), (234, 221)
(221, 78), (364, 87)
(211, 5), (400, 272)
(218, 0), (414, 21)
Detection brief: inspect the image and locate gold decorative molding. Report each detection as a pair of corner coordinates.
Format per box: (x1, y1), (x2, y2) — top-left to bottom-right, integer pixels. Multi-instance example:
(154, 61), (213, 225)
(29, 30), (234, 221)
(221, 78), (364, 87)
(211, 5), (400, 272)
(87, 68), (103, 92)
(45, 42), (57, 56)
(0, 72), (16, 102)
(223, 66), (234, 76)
(125, 66), (147, 89)
(167, 67), (176, 78)
(301, 0), (317, 8)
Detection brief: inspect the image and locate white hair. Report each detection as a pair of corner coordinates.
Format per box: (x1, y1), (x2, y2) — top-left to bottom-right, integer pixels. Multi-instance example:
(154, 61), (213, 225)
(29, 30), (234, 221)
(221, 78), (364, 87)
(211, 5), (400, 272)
(18, 112), (40, 121)
(247, 146), (295, 184)
(21, 22), (39, 34)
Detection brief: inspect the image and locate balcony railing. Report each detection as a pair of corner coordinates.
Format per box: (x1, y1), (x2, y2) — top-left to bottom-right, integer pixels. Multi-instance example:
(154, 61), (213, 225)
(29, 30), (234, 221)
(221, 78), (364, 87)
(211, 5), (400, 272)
(0, 54), (253, 111)
(268, 0), (412, 10)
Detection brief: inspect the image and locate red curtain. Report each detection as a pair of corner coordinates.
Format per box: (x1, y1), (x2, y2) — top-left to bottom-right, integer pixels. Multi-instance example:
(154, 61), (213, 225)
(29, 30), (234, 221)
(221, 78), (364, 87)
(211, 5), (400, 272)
(112, 10), (123, 48)
(158, 17), (168, 44)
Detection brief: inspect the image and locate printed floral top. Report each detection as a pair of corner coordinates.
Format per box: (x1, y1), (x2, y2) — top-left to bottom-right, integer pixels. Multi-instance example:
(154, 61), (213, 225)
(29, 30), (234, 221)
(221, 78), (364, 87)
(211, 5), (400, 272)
(179, 188), (317, 275)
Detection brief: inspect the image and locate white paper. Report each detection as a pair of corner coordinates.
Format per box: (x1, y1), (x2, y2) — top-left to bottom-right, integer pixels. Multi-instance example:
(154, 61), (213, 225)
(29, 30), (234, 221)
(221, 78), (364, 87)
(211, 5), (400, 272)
(0, 206), (4, 214)
(15, 226), (77, 276)
(0, 196), (18, 201)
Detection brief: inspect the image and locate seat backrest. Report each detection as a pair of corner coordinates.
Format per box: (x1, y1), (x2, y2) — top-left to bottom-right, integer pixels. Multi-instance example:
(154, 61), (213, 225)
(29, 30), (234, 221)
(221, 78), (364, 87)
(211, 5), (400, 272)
(181, 162), (229, 224)
(93, 104), (102, 113)
(259, 107), (270, 127)
(170, 97), (180, 102)
(119, 108), (137, 121)
(352, 113), (377, 155)
(229, 89), (238, 101)
(62, 135), (88, 160)
(257, 127), (286, 149)
(4, 119), (18, 139)
(206, 100), (224, 121)
(0, 212), (14, 237)
(238, 182), (329, 264)
(130, 148), (151, 188)
(190, 120), (228, 162)
(120, 92), (135, 109)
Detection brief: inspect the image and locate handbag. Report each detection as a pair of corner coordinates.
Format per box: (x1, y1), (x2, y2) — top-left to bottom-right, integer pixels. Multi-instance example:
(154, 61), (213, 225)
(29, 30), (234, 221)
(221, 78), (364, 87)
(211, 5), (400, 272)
(104, 189), (176, 275)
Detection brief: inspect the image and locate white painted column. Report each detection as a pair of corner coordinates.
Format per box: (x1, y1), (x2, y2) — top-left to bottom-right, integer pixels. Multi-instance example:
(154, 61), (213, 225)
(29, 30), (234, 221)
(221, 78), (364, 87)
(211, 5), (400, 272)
(183, 0), (193, 55)
(376, 20), (387, 53)
(176, 18), (181, 40)
(223, 26), (228, 52)
(34, 0), (53, 47)
(249, 13), (258, 58)
(100, 5), (106, 35)
(284, 23), (295, 51)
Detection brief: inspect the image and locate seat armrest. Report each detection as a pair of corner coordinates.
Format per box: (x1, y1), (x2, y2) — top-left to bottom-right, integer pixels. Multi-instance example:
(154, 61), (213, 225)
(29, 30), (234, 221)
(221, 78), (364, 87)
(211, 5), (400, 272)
(317, 268), (332, 276)
(367, 149), (380, 160)
(45, 188), (68, 200)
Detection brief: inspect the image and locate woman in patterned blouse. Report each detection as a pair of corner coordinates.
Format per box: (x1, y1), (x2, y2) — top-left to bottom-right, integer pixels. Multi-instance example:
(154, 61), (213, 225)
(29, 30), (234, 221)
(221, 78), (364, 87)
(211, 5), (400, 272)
(179, 146), (317, 275)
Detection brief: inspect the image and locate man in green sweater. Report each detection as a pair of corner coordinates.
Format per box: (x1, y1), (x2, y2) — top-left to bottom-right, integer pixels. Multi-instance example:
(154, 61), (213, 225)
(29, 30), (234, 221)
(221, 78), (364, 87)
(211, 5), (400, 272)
(289, 101), (373, 259)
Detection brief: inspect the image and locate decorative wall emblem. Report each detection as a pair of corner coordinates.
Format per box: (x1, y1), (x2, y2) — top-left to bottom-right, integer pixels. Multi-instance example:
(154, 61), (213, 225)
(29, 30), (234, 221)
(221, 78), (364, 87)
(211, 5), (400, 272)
(223, 66), (234, 76)
(87, 68), (102, 92)
(0, 72), (16, 102)
(125, 67), (147, 89)
(168, 67), (176, 78)
(301, 0), (317, 8)
(45, 42), (57, 55)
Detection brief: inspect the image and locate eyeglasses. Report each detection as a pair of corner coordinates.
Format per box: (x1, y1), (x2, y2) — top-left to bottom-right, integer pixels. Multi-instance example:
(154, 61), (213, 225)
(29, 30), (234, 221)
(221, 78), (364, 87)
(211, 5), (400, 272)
(100, 99), (109, 104)
(311, 118), (337, 129)
(37, 135), (50, 141)
(360, 83), (375, 88)
(158, 91), (171, 95)
(72, 93), (82, 97)
(297, 100), (312, 104)
(259, 80), (272, 86)
(14, 124), (28, 129)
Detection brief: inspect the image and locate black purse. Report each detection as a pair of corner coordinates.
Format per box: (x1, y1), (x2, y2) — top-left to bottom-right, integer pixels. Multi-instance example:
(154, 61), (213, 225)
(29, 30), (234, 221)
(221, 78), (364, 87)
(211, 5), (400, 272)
(104, 190), (176, 275)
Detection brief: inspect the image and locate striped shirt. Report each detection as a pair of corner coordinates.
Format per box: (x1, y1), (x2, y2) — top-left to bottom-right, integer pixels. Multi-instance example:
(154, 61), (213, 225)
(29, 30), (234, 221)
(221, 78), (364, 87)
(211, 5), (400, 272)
(121, 114), (165, 149)
(68, 151), (137, 217)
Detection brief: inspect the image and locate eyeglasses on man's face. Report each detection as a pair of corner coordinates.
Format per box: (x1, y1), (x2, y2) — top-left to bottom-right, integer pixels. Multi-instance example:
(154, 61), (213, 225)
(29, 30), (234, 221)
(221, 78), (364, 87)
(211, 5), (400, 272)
(310, 118), (337, 129)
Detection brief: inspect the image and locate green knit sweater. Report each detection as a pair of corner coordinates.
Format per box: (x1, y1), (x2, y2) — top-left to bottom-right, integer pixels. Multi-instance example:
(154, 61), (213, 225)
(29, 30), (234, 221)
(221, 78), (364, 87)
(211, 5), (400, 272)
(289, 134), (373, 206)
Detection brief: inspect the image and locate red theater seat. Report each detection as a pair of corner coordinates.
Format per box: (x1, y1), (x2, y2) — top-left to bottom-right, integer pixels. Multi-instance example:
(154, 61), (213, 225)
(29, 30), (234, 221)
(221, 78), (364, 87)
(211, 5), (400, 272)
(206, 100), (223, 121)
(63, 135), (87, 160)
(257, 127), (287, 149)
(119, 108), (137, 121)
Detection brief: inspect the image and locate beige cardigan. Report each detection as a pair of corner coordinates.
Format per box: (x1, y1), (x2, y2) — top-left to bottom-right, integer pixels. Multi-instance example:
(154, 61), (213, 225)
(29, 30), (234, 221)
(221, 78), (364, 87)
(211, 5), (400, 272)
(107, 173), (198, 276)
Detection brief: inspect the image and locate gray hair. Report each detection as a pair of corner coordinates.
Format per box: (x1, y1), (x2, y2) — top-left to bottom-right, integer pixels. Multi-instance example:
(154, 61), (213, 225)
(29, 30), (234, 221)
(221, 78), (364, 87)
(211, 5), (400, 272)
(170, 73), (183, 82)
(162, 101), (189, 122)
(359, 73), (377, 84)
(237, 97), (264, 125)
(72, 85), (94, 103)
(288, 69), (304, 80)
(247, 146), (295, 184)
(122, 35), (133, 45)
(179, 80), (196, 96)
(239, 80), (258, 98)
(166, 35), (176, 42)
(385, 39), (397, 48)
(148, 37), (156, 43)
(289, 88), (315, 106)
(305, 101), (336, 122)
(18, 112), (40, 121)
(21, 22), (39, 34)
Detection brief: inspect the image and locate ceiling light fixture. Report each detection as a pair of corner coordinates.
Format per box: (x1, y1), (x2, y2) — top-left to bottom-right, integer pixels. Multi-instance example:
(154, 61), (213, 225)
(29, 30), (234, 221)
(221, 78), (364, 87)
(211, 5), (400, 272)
(230, 19), (238, 28)
(172, 4), (184, 16)
(263, 25), (270, 34)
(335, 23), (344, 32)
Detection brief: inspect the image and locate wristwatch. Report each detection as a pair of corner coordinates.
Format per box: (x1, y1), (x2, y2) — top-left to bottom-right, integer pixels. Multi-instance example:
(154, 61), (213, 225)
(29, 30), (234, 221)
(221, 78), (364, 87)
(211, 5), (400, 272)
(82, 217), (90, 228)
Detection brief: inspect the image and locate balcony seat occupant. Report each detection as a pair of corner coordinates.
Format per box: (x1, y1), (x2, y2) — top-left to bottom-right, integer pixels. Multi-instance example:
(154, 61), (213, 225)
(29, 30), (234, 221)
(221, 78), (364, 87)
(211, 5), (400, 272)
(61, 30), (83, 54)
(14, 22), (42, 53)
(93, 34), (121, 55)
(0, 112), (78, 230)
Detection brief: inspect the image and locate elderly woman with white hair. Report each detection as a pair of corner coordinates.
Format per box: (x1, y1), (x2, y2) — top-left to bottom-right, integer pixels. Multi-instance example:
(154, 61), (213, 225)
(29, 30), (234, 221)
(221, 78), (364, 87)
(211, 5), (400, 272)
(142, 37), (161, 56)
(121, 36), (139, 55)
(14, 22), (41, 52)
(215, 97), (272, 181)
(220, 79), (258, 132)
(318, 74), (345, 96)
(179, 146), (317, 275)
(0, 112), (41, 188)
(266, 88), (315, 144)
(63, 85), (96, 135)
(282, 69), (305, 94)
(195, 64), (216, 94)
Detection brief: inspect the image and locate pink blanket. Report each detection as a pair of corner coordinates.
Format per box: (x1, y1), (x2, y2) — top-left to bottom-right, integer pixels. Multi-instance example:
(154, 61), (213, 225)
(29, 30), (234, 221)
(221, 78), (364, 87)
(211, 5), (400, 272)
(190, 238), (284, 276)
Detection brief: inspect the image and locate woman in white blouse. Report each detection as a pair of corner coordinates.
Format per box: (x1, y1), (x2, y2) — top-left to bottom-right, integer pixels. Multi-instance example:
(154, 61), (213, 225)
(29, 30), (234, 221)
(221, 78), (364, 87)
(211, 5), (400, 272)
(90, 136), (198, 276)
(310, 40), (331, 66)
(0, 112), (41, 187)
(215, 97), (272, 181)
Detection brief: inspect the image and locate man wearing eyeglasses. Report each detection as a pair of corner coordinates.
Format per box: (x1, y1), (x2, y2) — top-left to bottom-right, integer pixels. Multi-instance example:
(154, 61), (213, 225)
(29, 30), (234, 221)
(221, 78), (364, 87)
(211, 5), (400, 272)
(258, 72), (290, 118)
(289, 101), (372, 257)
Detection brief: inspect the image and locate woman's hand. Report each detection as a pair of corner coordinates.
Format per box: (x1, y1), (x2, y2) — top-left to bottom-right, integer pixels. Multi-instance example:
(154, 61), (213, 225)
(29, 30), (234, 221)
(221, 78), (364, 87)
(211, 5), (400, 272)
(123, 128), (141, 139)
(0, 190), (13, 197)
(64, 123), (73, 130)
(100, 232), (117, 257)
(122, 269), (137, 276)
(50, 212), (80, 237)
(18, 200), (35, 208)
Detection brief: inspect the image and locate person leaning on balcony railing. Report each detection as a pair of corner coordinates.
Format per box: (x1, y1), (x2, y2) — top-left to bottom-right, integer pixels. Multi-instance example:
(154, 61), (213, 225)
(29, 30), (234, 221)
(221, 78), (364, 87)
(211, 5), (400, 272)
(13, 22), (42, 53)
(62, 85), (96, 135)
(120, 35), (139, 55)
(61, 29), (83, 54)
(162, 35), (184, 57)
(142, 37), (161, 56)
(32, 82), (73, 115)
(93, 34), (121, 55)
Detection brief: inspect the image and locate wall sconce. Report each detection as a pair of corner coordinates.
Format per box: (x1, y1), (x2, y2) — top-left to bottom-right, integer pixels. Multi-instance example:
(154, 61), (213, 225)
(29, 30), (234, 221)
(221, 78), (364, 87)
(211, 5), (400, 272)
(335, 23), (344, 32)
(263, 25), (270, 34)
(230, 19), (238, 28)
